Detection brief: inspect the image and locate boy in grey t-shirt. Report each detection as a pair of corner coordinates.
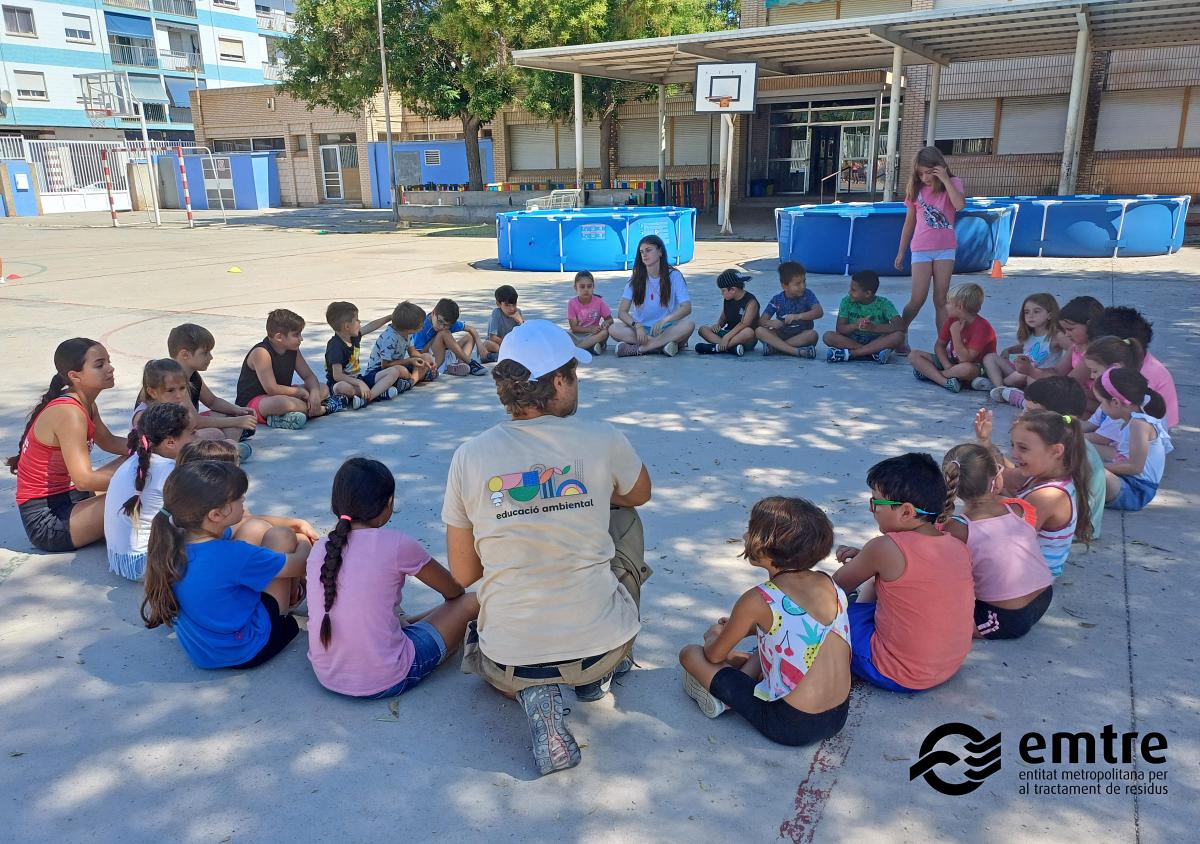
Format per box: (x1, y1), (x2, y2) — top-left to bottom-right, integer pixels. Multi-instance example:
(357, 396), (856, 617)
(483, 284), (524, 362)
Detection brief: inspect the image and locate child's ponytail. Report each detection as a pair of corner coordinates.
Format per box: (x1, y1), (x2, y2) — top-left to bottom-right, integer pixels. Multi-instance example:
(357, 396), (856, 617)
(123, 403), (191, 520)
(1086, 335), (1145, 371)
(319, 457), (397, 649)
(941, 443), (999, 512)
(1015, 410), (1094, 546)
(8, 338), (98, 474)
(142, 461), (248, 628)
(1095, 366), (1167, 420)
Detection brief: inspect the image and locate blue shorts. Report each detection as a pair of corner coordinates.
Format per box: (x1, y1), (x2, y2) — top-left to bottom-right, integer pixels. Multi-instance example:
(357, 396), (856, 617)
(846, 601), (923, 694)
(850, 330), (877, 346)
(910, 248), (956, 264)
(1107, 475), (1158, 512)
(359, 621), (448, 699)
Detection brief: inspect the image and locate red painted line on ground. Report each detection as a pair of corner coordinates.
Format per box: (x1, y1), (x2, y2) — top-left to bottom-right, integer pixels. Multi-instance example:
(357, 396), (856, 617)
(778, 684), (868, 843)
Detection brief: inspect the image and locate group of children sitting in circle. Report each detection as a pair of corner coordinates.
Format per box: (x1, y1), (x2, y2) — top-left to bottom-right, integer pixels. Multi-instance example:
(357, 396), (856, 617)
(6, 185), (1182, 755)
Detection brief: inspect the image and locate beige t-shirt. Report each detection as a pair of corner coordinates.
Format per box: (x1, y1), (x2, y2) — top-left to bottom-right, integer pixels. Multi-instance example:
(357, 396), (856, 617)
(442, 415), (644, 665)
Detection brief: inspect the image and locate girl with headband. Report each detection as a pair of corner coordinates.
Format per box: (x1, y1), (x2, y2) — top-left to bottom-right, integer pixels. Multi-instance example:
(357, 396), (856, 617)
(1093, 367), (1173, 512)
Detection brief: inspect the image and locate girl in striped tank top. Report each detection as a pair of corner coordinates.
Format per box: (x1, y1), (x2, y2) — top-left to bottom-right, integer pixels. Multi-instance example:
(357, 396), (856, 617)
(1007, 410), (1094, 577)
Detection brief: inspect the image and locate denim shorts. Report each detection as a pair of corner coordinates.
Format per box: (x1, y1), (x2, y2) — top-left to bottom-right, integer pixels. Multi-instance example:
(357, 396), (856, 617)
(1107, 475), (1158, 511)
(911, 248), (956, 264)
(846, 601), (923, 694)
(360, 621), (448, 699)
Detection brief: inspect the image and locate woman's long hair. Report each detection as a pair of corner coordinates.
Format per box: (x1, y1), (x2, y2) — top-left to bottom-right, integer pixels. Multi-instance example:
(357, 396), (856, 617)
(628, 235), (675, 308)
(8, 338), (99, 474)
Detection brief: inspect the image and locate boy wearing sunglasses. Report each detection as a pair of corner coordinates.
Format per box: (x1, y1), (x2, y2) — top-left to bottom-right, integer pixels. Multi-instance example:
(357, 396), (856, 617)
(832, 453), (975, 692)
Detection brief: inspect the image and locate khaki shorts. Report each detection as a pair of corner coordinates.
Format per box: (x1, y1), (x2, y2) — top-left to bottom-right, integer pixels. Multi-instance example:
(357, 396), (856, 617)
(461, 506), (652, 696)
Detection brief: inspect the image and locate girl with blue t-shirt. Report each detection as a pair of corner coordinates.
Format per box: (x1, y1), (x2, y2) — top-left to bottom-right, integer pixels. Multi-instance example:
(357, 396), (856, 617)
(1093, 367), (1173, 512)
(981, 293), (1062, 394)
(141, 460), (311, 669)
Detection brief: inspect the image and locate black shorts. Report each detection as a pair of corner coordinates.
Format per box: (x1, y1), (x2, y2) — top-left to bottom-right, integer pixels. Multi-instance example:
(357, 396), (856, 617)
(974, 586), (1053, 640)
(710, 667), (849, 747)
(230, 593), (299, 669)
(18, 489), (94, 552)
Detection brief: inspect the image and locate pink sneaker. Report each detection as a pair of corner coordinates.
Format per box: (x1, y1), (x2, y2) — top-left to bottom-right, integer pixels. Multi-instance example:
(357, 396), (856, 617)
(616, 342), (642, 357)
(444, 362), (470, 376)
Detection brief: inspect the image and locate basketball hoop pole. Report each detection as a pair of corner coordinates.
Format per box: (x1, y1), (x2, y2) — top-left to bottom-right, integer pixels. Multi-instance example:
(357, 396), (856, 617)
(136, 104), (162, 226)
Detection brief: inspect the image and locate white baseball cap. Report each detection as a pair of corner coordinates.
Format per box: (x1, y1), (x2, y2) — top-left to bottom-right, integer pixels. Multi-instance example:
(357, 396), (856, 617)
(497, 319), (591, 379)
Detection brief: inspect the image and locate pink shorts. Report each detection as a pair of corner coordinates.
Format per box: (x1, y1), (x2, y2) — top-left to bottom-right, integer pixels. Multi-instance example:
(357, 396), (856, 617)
(246, 395), (269, 424)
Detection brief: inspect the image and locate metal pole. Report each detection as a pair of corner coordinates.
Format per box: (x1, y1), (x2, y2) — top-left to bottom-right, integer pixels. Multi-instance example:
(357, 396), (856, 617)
(721, 114), (735, 235)
(573, 73), (584, 189)
(717, 113), (729, 227)
(925, 63), (941, 148)
(376, 0), (398, 220)
(883, 46), (903, 202)
(870, 89), (882, 202)
(1059, 14), (1090, 195)
(101, 148), (118, 228)
(176, 145), (194, 228)
(657, 85), (666, 198)
(138, 109), (161, 226)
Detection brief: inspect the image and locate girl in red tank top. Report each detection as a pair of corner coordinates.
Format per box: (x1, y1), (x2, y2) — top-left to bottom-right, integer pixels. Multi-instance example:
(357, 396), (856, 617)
(9, 339), (124, 552)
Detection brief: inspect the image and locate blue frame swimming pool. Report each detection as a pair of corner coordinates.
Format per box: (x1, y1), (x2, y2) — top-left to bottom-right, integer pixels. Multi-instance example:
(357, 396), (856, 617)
(496, 206), (697, 272)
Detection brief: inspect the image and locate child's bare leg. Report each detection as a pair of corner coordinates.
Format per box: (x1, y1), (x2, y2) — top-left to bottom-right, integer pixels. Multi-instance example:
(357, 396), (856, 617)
(723, 326), (756, 348)
(232, 516), (275, 547)
(195, 427), (226, 441)
(983, 353), (1014, 387)
(756, 326), (795, 354)
(784, 329), (819, 351)
(368, 366), (402, 398)
(259, 525), (300, 610)
(1004, 370), (1030, 388)
(698, 325), (723, 343)
(1104, 468), (1122, 502)
(482, 338), (501, 357)
(678, 643), (743, 690)
(930, 260), (955, 330)
(332, 381), (359, 399)
(255, 395), (307, 418)
(438, 330), (474, 363)
(425, 337), (448, 368)
(823, 331), (862, 352)
(413, 593), (479, 659)
(910, 350), (948, 384)
(902, 262), (935, 328)
(849, 331), (904, 359)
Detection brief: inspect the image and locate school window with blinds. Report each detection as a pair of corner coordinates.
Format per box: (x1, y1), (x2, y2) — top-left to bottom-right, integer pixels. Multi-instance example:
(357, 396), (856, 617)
(13, 70), (47, 100)
(932, 99), (995, 156)
(3, 5), (36, 36)
(63, 12), (92, 42)
(218, 37), (244, 62)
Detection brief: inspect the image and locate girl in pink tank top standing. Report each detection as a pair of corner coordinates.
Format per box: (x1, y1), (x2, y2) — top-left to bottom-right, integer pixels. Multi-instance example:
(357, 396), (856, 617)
(941, 444), (1054, 640)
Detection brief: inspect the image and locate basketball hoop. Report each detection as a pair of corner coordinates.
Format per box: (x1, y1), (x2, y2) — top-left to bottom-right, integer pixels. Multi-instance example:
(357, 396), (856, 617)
(86, 107), (113, 129)
(706, 96), (734, 109)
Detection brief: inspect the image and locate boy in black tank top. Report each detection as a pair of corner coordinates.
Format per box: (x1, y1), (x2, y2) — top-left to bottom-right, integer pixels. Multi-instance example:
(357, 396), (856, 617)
(696, 269), (760, 356)
(235, 309), (346, 430)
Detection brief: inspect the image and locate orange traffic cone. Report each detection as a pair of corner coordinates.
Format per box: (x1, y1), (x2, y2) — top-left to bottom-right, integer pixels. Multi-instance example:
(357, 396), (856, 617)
(990, 259), (1004, 279)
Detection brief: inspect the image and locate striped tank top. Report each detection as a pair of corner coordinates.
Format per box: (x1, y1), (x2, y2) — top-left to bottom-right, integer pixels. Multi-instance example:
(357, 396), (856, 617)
(1018, 477), (1077, 577)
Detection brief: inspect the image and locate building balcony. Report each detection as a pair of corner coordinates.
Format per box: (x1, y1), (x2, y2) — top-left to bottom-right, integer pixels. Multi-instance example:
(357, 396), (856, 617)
(159, 50), (202, 72)
(110, 41), (159, 69)
(257, 11), (295, 34)
(104, 0), (197, 16)
(263, 62), (286, 81)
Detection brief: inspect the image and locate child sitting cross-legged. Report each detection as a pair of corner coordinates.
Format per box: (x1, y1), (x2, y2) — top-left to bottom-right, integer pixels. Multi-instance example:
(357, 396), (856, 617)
(823, 270), (904, 364)
(412, 298), (487, 377)
(366, 301), (433, 388)
(833, 453), (975, 693)
(307, 457), (479, 699)
(483, 285), (524, 362)
(324, 301), (407, 409)
(755, 261), (822, 359)
(1087, 306), (1179, 429)
(168, 323), (258, 444)
(567, 271), (613, 353)
(979, 293), (1062, 395)
(940, 443), (1054, 640)
(134, 359), (251, 462)
(911, 282), (996, 394)
(141, 460), (311, 669)
(1093, 367), (1173, 512)
(696, 269), (760, 356)
(678, 497), (850, 746)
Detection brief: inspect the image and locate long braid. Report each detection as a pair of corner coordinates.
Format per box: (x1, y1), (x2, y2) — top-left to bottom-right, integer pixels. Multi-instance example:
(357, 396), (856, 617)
(319, 518), (352, 649)
(939, 459), (960, 525)
(121, 403), (190, 520)
(122, 429), (153, 521)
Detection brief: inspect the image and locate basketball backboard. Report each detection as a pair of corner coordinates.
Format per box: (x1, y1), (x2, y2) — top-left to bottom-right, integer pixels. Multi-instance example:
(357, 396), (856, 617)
(694, 62), (758, 114)
(75, 72), (136, 126)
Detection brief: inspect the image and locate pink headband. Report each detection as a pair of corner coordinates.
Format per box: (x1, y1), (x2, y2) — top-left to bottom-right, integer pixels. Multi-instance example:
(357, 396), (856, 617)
(338, 514), (352, 521)
(1100, 366), (1134, 407)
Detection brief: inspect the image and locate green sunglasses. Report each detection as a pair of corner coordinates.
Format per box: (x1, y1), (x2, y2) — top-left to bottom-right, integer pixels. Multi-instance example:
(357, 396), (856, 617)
(869, 497), (937, 517)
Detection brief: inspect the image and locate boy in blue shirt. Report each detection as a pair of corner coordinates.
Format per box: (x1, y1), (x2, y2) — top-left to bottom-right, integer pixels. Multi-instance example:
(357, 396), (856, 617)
(823, 270), (904, 364)
(412, 298), (487, 377)
(755, 261), (823, 358)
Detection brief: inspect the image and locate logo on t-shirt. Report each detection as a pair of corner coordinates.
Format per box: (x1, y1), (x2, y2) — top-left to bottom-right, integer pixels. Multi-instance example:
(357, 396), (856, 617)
(918, 194), (952, 231)
(487, 462), (588, 507)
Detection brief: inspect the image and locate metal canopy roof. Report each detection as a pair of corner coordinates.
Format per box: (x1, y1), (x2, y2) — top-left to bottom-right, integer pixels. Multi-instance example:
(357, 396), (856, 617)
(512, 0), (1200, 85)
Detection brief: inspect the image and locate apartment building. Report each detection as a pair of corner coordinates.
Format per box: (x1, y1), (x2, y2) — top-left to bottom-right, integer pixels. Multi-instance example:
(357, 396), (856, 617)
(0, 0), (296, 141)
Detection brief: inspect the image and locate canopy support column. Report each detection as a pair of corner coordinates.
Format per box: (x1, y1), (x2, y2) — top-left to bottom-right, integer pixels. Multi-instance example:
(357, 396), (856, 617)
(883, 45), (903, 202)
(657, 85), (667, 191)
(1059, 14), (1090, 195)
(925, 63), (941, 148)
(574, 72), (584, 189)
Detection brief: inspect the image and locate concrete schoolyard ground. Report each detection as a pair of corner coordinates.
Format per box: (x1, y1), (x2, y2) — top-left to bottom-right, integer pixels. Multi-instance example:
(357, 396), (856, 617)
(0, 210), (1196, 843)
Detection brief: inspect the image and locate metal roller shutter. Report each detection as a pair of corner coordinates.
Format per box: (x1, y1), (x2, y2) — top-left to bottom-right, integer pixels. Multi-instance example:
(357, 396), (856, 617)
(557, 123), (602, 168)
(1184, 91), (1200, 147)
(672, 115), (721, 165)
(934, 99), (995, 139)
(840, 0), (911, 19)
(508, 125), (556, 170)
(767, 1), (836, 27)
(619, 118), (660, 167)
(1095, 89), (1185, 150)
(997, 96), (1068, 154)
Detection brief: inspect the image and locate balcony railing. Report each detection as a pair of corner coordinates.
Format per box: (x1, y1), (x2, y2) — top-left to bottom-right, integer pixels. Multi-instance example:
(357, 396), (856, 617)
(263, 62), (285, 81)
(257, 12), (295, 33)
(110, 41), (159, 68)
(104, 0), (197, 14)
(159, 50), (202, 71)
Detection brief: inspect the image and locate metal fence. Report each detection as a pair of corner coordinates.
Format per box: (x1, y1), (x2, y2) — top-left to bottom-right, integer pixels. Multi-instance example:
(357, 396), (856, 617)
(24, 139), (197, 213)
(0, 135), (27, 160)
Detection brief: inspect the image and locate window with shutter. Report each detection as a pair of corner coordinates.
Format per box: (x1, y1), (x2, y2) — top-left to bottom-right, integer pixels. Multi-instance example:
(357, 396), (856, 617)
(934, 99), (995, 140)
(839, 0), (911, 19)
(618, 118), (660, 167)
(767, 1), (836, 26)
(557, 123), (602, 168)
(1095, 89), (1185, 151)
(1184, 90), (1200, 148)
(996, 96), (1068, 154)
(673, 115), (721, 165)
(508, 125), (557, 170)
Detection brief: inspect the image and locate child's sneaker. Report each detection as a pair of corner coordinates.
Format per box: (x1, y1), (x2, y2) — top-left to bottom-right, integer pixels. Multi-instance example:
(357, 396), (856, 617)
(991, 386), (1026, 408)
(592, 341), (605, 355)
(826, 348), (851, 363)
(395, 379), (413, 395)
(573, 655), (635, 703)
(762, 345), (773, 356)
(483, 352), (499, 363)
(943, 377), (962, 394)
(517, 684), (581, 776)
(378, 386), (400, 401)
(468, 360), (488, 376)
(662, 341), (679, 357)
(323, 395), (349, 414)
(445, 361), (470, 376)
(872, 348), (892, 365)
(797, 345), (817, 359)
(732, 343), (748, 357)
(695, 342), (717, 355)
(616, 342), (642, 357)
(683, 672), (727, 718)
(913, 369), (931, 384)
(236, 440), (253, 462)
(350, 396), (366, 410)
(266, 411), (307, 430)
(970, 376), (992, 392)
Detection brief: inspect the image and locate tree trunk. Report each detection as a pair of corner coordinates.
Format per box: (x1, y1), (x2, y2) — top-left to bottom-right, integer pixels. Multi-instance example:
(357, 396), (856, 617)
(461, 112), (484, 191)
(599, 107), (616, 190)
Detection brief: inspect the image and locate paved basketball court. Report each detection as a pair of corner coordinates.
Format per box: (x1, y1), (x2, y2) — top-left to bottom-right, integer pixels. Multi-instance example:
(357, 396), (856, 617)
(0, 210), (1196, 843)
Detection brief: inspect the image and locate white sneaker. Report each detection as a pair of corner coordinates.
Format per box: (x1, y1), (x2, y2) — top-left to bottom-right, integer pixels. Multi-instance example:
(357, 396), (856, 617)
(683, 672), (727, 718)
(662, 341), (679, 357)
(350, 396), (366, 410)
(970, 376), (992, 392)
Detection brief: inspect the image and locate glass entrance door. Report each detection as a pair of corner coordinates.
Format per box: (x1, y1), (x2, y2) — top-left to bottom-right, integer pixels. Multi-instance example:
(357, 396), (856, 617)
(838, 125), (872, 193)
(767, 121), (811, 194)
(320, 145), (343, 200)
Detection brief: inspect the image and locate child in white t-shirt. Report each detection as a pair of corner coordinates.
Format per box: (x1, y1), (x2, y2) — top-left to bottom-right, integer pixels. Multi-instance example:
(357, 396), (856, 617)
(104, 402), (196, 580)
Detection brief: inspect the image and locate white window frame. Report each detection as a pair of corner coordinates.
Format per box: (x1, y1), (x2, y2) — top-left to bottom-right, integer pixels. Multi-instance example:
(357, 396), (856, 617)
(62, 12), (92, 43)
(213, 0), (239, 8)
(13, 70), (48, 101)
(3, 5), (36, 37)
(217, 37), (245, 62)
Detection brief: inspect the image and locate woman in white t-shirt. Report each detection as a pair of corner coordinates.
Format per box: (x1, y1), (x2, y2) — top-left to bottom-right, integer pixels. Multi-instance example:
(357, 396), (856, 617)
(609, 235), (695, 357)
(103, 402), (195, 580)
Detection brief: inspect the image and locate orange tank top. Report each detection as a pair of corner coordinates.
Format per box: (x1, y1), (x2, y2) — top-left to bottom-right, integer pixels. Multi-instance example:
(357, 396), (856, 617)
(871, 530), (975, 690)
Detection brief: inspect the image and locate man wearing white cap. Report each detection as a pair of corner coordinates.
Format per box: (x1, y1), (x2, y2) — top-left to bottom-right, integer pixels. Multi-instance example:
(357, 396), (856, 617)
(443, 320), (652, 776)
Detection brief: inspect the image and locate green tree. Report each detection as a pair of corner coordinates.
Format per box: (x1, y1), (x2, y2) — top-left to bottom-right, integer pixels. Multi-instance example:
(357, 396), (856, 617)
(281, 0), (513, 191)
(438, 0), (738, 188)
